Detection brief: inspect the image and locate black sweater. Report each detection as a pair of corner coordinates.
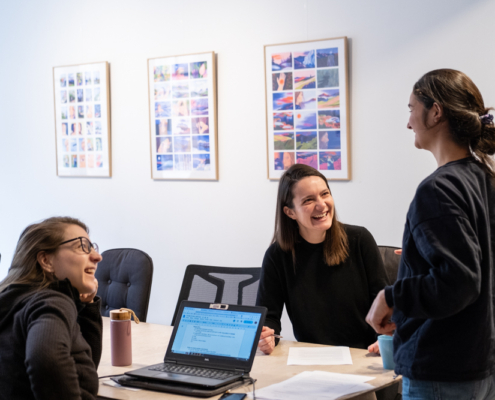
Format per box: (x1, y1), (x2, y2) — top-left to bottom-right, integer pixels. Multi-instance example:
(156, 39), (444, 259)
(256, 224), (389, 349)
(385, 157), (495, 382)
(0, 279), (102, 399)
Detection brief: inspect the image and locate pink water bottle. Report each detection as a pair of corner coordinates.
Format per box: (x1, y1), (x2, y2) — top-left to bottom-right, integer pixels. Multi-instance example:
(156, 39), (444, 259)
(110, 309), (139, 366)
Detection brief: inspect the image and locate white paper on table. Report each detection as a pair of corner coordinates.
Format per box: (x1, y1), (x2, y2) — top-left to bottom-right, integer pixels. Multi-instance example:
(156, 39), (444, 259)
(287, 346), (353, 365)
(249, 370), (375, 400)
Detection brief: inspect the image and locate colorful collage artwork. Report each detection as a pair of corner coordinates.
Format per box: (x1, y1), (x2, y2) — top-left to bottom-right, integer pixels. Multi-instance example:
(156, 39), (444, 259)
(149, 52), (217, 180)
(266, 38), (349, 180)
(53, 62), (110, 177)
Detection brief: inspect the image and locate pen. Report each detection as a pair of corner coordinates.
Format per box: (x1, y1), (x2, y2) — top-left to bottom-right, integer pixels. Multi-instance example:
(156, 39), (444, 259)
(269, 334), (283, 339)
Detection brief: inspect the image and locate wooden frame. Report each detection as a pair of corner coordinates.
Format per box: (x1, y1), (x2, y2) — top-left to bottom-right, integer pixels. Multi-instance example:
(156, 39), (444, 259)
(264, 37), (351, 180)
(148, 51), (218, 180)
(53, 61), (111, 177)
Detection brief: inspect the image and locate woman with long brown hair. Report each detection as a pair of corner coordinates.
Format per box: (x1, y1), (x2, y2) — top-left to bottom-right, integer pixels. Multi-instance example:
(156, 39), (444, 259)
(367, 69), (495, 399)
(0, 216), (102, 399)
(256, 164), (389, 354)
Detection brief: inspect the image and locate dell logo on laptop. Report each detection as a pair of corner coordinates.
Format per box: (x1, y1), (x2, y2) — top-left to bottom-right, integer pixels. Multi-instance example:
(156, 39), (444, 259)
(205, 358), (209, 361)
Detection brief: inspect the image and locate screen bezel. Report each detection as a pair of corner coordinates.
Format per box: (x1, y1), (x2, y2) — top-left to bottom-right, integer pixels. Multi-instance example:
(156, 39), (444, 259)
(165, 300), (267, 371)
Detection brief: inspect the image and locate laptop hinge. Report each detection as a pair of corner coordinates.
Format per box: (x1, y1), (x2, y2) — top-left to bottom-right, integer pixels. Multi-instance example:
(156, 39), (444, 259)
(167, 360), (177, 364)
(235, 368), (245, 373)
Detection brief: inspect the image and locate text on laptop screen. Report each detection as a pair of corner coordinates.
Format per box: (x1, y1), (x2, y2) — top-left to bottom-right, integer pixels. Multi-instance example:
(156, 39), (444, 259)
(171, 307), (261, 360)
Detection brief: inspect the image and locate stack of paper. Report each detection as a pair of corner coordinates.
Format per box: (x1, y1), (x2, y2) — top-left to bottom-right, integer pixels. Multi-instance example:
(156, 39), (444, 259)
(287, 346), (353, 365)
(249, 371), (375, 400)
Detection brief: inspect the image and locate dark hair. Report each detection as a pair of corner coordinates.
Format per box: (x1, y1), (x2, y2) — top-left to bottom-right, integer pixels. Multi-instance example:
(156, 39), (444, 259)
(0, 217), (88, 293)
(273, 164), (349, 267)
(413, 69), (495, 178)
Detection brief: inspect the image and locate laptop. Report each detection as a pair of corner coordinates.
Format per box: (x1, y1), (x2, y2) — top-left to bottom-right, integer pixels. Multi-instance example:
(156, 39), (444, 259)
(125, 300), (267, 389)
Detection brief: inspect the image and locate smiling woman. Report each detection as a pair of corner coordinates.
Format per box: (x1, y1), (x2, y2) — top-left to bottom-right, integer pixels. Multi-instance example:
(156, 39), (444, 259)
(256, 164), (389, 355)
(0, 217), (103, 399)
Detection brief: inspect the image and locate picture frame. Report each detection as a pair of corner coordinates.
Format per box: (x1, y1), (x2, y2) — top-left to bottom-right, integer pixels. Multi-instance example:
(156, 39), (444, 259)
(148, 51), (218, 180)
(52, 61), (111, 177)
(264, 37), (351, 180)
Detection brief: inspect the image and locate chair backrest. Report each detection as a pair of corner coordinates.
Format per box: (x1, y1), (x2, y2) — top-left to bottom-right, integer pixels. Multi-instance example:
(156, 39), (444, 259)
(95, 248), (153, 322)
(171, 265), (261, 325)
(378, 245), (401, 284)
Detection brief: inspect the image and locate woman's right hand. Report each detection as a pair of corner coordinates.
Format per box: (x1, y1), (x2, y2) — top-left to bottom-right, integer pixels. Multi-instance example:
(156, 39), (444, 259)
(258, 326), (276, 355)
(394, 249), (402, 255)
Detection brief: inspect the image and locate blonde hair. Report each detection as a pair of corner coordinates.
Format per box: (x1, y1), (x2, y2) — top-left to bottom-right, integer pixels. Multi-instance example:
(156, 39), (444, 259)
(0, 217), (88, 293)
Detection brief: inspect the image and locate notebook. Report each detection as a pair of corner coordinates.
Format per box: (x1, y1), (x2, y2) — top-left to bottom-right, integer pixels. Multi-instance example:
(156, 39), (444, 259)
(125, 301), (267, 389)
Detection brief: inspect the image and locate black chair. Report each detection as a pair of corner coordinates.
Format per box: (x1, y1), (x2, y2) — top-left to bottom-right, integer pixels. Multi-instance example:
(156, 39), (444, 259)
(378, 245), (401, 284)
(95, 248), (153, 322)
(171, 265), (261, 325)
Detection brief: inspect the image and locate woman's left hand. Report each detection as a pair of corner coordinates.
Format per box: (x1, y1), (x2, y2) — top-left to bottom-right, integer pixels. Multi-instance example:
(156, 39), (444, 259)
(368, 340), (380, 354)
(80, 278), (98, 303)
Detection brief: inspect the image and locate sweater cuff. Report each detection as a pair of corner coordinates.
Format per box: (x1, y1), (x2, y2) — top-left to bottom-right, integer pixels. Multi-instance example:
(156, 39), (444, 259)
(384, 286), (394, 308)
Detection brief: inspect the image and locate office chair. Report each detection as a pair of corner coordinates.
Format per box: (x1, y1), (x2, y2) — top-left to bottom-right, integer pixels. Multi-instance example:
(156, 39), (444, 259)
(171, 264), (261, 325)
(378, 245), (401, 284)
(95, 248), (153, 322)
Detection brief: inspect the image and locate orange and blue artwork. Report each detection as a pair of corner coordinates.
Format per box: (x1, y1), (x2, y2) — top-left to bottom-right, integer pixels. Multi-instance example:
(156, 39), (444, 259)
(273, 112), (294, 131)
(273, 92), (294, 111)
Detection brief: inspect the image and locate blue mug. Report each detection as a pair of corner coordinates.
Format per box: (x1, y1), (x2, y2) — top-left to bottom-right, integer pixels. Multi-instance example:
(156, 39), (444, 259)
(378, 335), (395, 370)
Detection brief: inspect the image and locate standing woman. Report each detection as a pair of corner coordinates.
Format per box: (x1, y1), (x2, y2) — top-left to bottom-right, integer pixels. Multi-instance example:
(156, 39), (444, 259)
(257, 164), (389, 354)
(0, 217), (103, 399)
(367, 69), (495, 399)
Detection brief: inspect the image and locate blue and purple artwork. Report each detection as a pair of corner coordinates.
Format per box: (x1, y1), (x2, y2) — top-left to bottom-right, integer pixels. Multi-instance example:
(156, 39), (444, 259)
(294, 70), (316, 90)
(272, 52), (292, 71)
(155, 119), (172, 136)
(317, 48), (339, 68)
(296, 131), (317, 150)
(295, 90), (316, 109)
(319, 130), (341, 149)
(94, 104), (101, 118)
(191, 98), (208, 116)
(60, 75), (67, 87)
(190, 61), (207, 79)
(273, 92), (294, 111)
(172, 64), (188, 80)
(174, 154), (192, 171)
(318, 110), (340, 129)
(191, 117), (209, 134)
(155, 101), (171, 118)
(319, 151), (341, 170)
(157, 154), (173, 171)
(296, 151), (318, 169)
(273, 112), (294, 131)
(77, 89), (83, 102)
(318, 89), (340, 109)
(172, 82), (189, 99)
(173, 136), (191, 152)
(172, 118), (190, 135)
(294, 51), (315, 69)
(193, 154), (210, 171)
(191, 80), (208, 97)
(295, 111), (317, 130)
(60, 91), (67, 104)
(192, 135), (210, 152)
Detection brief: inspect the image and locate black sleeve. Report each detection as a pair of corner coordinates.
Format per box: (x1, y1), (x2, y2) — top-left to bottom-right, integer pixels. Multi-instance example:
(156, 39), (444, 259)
(78, 296), (103, 368)
(256, 245), (285, 340)
(358, 227), (390, 303)
(389, 215), (481, 319)
(24, 295), (84, 399)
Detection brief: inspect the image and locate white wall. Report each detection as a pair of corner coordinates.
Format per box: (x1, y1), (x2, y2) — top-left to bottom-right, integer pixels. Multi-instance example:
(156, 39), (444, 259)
(1, 0), (494, 340)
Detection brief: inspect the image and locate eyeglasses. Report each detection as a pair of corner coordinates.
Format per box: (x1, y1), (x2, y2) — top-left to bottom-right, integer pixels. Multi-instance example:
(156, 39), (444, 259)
(58, 237), (99, 254)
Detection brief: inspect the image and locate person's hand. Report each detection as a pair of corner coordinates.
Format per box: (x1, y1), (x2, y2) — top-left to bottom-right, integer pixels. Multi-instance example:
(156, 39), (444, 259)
(368, 340), (380, 354)
(366, 290), (396, 335)
(80, 278), (98, 303)
(276, 72), (286, 91)
(394, 249), (402, 255)
(258, 326), (276, 355)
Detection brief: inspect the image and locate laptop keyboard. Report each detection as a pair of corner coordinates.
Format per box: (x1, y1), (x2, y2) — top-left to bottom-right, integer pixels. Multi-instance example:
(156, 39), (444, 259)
(149, 364), (239, 380)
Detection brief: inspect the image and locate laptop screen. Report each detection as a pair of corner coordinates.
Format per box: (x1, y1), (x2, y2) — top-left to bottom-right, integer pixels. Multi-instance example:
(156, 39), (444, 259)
(171, 307), (262, 361)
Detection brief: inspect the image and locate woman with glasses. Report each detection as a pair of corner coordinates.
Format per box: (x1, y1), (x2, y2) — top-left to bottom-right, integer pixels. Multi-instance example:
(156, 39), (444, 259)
(0, 216), (102, 399)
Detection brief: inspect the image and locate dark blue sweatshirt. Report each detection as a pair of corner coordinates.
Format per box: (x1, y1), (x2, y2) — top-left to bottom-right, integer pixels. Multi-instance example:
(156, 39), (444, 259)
(385, 157), (495, 382)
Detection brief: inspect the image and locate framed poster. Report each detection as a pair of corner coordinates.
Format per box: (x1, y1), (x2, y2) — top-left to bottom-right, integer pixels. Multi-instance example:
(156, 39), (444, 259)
(53, 62), (111, 177)
(264, 37), (350, 180)
(148, 51), (218, 180)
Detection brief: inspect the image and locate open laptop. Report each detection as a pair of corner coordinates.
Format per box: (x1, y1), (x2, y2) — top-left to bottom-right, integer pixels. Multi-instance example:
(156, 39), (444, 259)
(125, 300), (267, 389)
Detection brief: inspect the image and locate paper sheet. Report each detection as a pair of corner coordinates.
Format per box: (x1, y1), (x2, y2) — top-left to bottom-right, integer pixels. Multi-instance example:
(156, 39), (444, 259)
(287, 346), (353, 365)
(249, 371), (375, 400)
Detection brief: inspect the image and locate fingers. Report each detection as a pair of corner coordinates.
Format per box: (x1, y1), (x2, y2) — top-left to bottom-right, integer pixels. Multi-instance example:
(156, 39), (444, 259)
(259, 326), (275, 340)
(368, 341), (380, 354)
(258, 336), (275, 354)
(394, 249), (402, 255)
